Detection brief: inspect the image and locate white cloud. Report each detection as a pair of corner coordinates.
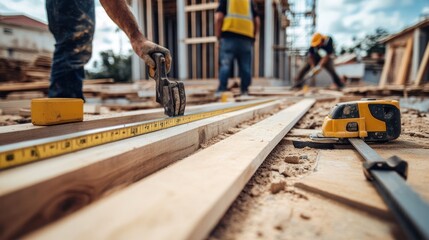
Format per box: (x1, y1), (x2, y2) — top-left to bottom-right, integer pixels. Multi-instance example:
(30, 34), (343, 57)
(317, 0), (408, 51)
(1, 0), (46, 23)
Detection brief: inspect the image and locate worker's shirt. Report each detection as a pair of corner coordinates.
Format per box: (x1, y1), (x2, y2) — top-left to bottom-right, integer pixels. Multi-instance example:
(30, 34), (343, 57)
(308, 36), (334, 63)
(216, 0), (259, 41)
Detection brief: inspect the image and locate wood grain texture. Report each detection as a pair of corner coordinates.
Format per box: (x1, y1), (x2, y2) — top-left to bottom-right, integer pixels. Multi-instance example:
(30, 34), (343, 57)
(395, 37), (413, 85)
(415, 41), (429, 86)
(184, 2), (218, 12)
(25, 99), (315, 240)
(295, 148), (429, 218)
(379, 46), (394, 87)
(146, 0), (153, 40)
(0, 102), (226, 145)
(191, 0), (197, 79)
(157, 0), (164, 46)
(0, 100), (282, 239)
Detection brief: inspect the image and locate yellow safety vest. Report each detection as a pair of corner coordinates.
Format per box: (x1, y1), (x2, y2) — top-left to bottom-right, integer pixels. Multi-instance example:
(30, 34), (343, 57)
(222, 0), (254, 38)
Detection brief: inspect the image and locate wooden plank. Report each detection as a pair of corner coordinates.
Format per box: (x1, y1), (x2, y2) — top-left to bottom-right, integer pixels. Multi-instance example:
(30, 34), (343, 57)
(191, 0), (197, 79)
(157, 0), (164, 46)
(295, 148), (429, 218)
(379, 46), (394, 87)
(0, 82), (49, 92)
(0, 102), (226, 145)
(254, 32), (260, 77)
(215, 41), (219, 78)
(0, 100), (30, 115)
(25, 99), (315, 240)
(415, 41), (429, 86)
(0, 100), (282, 239)
(184, 2), (218, 12)
(83, 78), (114, 84)
(183, 36), (217, 44)
(202, 0), (207, 79)
(395, 37), (414, 85)
(146, 0), (153, 40)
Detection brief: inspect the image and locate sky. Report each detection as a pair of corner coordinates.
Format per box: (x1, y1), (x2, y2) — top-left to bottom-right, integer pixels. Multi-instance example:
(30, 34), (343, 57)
(1, 0), (429, 69)
(316, 0), (429, 48)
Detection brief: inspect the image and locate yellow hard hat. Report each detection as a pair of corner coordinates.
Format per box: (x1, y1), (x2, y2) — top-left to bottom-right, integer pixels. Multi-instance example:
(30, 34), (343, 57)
(311, 32), (325, 47)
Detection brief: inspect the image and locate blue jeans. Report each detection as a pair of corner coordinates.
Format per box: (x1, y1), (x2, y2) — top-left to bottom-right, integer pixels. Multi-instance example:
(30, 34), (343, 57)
(46, 0), (95, 99)
(218, 37), (253, 93)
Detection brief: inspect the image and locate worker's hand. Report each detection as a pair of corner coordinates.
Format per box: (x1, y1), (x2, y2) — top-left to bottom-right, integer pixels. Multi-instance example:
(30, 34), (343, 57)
(131, 38), (172, 77)
(311, 65), (321, 75)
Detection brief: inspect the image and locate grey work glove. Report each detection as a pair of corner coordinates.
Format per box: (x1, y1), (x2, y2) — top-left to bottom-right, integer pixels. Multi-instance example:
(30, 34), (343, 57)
(131, 38), (172, 78)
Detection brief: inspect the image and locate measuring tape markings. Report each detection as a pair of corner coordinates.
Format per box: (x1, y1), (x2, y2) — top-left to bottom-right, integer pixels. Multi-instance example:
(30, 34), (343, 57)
(0, 100), (274, 169)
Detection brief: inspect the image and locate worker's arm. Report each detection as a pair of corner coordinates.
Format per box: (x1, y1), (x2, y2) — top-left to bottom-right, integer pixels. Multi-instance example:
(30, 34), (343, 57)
(318, 54), (331, 68)
(254, 16), (260, 38)
(308, 55), (316, 68)
(215, 12), (224, 40)
(99, 0), (171, 73)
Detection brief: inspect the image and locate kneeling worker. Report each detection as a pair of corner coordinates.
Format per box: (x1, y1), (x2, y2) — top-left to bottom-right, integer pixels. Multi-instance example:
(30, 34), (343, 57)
(294, 32), (344, 89)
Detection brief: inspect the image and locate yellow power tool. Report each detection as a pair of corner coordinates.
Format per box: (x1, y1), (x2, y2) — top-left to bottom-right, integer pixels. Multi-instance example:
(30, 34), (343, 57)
(311, 99), (401, 142)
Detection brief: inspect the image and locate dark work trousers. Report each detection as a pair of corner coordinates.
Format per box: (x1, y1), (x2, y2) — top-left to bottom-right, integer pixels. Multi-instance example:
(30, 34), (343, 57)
(218, 37), (253, 93)
(295, 57), (344, 88)
(46, 0), (95, 99)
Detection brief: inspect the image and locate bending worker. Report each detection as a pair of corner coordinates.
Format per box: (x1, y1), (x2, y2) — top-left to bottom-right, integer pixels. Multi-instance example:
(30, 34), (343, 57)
(215, 0), (260, 96)
(46, 0), (171, 99)
(294, 32), (344, 89)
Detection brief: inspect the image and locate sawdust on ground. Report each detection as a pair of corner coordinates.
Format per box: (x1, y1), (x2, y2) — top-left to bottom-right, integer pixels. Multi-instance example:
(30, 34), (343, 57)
(206, 98), (428, 240)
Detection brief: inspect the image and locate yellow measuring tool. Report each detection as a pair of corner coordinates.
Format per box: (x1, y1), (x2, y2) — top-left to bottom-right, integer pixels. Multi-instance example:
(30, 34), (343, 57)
(0, 99), (275, 169)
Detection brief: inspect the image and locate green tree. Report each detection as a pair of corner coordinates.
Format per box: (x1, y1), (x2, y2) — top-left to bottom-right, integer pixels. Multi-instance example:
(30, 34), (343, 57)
(339, 28), (389, 57)
(86, 50), (132, 82)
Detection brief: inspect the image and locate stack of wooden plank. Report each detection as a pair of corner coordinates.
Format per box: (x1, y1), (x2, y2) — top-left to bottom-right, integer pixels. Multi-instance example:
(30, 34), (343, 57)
(24, 55), (52, 82)
(0, 58), (28, 82)
(0, 54), (52, 83)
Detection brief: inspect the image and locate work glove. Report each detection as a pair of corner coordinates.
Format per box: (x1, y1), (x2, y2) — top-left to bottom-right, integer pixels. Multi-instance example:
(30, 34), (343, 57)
(131, 38), (172, 78)
(310, 65), (321, 76)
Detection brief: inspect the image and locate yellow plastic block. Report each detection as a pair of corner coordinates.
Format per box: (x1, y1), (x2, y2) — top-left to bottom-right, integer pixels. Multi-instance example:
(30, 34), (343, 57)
(31, 98), (84, 126)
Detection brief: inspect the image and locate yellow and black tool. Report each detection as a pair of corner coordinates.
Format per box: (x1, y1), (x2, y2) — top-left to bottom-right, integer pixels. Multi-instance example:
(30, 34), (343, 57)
(311, 98), (401, 142)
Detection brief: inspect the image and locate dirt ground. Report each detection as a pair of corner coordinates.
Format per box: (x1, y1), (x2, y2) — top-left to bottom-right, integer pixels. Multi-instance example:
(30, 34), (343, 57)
(206, 99), (429, 240)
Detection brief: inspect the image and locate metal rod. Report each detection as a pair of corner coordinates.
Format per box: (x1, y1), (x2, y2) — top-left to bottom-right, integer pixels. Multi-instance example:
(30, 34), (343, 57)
(349, 138), (429, 240)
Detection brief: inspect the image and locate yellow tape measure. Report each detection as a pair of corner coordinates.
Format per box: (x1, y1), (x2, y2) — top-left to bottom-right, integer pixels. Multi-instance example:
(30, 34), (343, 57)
(0, 99), (274, 169)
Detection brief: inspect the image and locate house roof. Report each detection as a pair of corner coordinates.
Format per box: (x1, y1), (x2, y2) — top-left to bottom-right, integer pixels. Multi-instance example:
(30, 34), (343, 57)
(0, 14), (48, 31)
(380, 18), (429, 43)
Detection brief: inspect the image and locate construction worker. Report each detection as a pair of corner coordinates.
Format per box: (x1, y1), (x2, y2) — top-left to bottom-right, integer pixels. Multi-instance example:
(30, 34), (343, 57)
(215, 0), (260, 96)
(46, 0), (171, 99)
(294, 32), (344, 89)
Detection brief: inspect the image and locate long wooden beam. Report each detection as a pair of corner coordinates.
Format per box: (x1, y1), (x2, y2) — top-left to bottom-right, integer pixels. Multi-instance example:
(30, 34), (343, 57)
(379, 45), (394, 87)
(395, 37), (413, 85)
(184, 2), (218, 12)
(183, 36), (217, 44)
(0, 100), (282, 239)
(0, 102), (226, 145)
(415, 41), (429, 86)
(26, 99), (315, 240)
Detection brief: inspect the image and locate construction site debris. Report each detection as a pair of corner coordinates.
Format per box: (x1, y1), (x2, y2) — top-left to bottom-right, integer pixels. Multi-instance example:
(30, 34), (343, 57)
(269, 181), (286, 194)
